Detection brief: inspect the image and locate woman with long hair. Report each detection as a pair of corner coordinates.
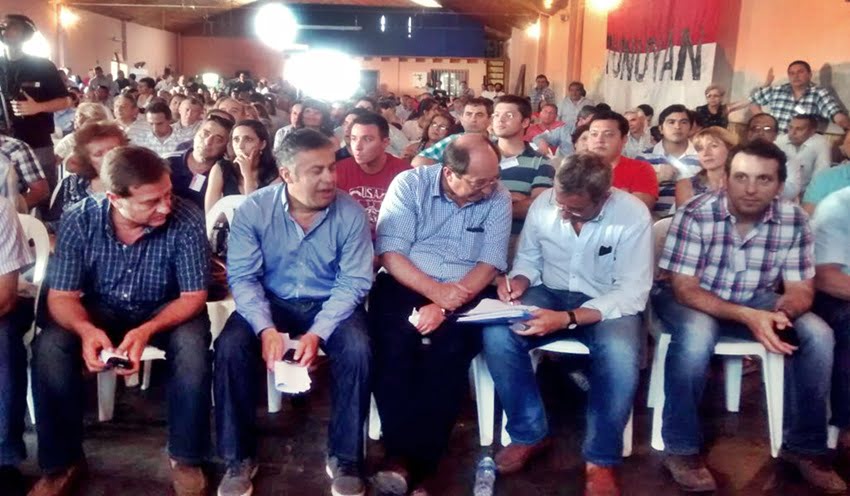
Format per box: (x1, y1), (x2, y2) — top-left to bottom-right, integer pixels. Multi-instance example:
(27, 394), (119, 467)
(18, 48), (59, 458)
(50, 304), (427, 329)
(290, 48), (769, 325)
(402, 98), (440, 142)
(295, 98), (335, 137)
(674, 126), (738, 207)
(204, 119), (281, 213)
(412, 110), (456, 155)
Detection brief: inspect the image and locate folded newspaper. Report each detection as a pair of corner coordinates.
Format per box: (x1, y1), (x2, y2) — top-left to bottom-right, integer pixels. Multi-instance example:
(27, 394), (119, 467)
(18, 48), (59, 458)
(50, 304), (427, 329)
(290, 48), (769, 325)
(455, 298), (537, 324)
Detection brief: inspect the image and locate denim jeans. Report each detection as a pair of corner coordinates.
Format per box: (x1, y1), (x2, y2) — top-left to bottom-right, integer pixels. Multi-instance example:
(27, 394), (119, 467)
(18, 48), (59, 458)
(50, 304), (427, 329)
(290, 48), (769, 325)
(813, 292), (850, 429)
(481, 285), (641, 466)
(214, 294), (371, 465)
(0, 298), (33, 466)
(653, 286), (834, 455)
(31, 302), (212, 472)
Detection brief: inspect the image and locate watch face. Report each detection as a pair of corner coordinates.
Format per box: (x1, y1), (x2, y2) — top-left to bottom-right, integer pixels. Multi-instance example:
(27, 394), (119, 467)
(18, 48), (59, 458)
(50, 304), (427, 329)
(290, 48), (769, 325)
(568, 323), (578, 330)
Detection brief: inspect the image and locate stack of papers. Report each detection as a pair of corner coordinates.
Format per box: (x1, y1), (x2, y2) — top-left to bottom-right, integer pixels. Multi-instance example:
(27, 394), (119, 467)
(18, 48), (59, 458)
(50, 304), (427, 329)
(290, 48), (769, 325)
(456, 298), (537, 324)
(274, 361), (312, 394)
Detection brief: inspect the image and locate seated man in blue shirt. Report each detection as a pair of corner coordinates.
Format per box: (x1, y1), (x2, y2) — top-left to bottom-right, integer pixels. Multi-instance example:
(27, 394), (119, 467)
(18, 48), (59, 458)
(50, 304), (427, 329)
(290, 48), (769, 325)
(166, 114), (232, 210)
(30, 146), (212, 496)
(214, 129), (373, 496)
(483, 153), (653, 495)
(371, 134), (512, 494)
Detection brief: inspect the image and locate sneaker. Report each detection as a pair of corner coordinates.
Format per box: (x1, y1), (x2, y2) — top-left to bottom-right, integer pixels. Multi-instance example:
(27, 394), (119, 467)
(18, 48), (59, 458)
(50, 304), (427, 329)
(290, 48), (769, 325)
(217, 459), (258, 496)
(27, 459), (87, 496)
(170, 458), (208, 496)
(325, 456), (365, 496)
(780, 450), (847, 494)
(661, 454), (717, 492)
(371, 458), (409, 496)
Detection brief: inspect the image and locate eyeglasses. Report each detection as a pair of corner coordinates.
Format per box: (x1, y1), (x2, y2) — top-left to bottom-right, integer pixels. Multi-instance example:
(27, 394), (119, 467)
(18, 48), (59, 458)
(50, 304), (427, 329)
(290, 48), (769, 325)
(429, 122), (449, 131)
(749, 126), (775, 133)
(458, 173), (500, 191)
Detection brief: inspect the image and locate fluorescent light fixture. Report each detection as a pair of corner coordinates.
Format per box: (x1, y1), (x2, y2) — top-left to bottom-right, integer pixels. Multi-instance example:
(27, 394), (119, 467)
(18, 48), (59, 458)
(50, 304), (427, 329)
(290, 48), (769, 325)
(410, 0), (442, 8)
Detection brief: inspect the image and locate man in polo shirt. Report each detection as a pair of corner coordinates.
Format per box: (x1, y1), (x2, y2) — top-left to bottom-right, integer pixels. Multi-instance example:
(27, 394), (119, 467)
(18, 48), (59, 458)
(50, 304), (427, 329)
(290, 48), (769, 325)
(335, 113), (410, 236)
(776, 114), (832, 196)
(30, 146), (213, 496)
(587, 110), (657, 211)
(750, 60), (850, 134)
(1, 14), (71, 201)
(371, 134), (511, 494)
(811, 186), (850, 467)
(482, 153), (652, 495)
(491, 95), (555, 238)
(653, 141), (842, 493)
(637, 104), (700, 217)
(411, 97), (492, 167)
(165, 114), (233, 210)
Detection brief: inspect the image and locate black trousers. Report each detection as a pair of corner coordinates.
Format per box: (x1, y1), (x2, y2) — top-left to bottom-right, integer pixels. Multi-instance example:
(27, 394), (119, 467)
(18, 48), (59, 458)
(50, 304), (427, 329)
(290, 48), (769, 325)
(369, 273), (488, 477)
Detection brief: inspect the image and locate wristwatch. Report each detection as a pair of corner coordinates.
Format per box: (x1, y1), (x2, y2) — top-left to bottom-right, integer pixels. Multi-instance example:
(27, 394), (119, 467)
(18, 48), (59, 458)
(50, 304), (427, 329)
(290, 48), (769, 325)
(566, 310), (579, 330)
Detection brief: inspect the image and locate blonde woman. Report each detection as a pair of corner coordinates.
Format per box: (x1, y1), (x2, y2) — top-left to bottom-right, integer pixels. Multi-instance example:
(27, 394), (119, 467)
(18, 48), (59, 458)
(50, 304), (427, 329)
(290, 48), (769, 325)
(53, 102), (111, 161)
(674, 126), (738, 207)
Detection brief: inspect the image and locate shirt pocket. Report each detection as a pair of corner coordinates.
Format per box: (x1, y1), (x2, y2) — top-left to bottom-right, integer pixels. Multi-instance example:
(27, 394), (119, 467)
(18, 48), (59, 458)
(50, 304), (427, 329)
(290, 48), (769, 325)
(592, 246), (616, 285)
(461, 228), (485, 262)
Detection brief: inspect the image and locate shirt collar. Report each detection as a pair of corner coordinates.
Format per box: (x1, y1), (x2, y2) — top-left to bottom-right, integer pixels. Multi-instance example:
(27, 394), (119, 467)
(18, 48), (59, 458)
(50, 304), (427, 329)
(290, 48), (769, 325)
(652, 140), (697, 159)
(101, 197), (159, 242)
(718, 191), (782, 225)
(280, 183), (334, 216)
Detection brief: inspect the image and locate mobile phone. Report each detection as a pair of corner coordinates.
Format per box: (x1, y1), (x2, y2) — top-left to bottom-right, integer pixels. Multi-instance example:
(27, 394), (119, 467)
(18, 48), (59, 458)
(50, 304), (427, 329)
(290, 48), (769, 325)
(282, 348), (298, 364)
(776, 326), (800, 347)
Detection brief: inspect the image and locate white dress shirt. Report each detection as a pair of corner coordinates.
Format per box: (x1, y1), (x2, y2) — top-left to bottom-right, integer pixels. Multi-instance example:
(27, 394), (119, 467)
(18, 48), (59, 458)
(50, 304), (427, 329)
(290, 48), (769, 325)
(511, 188), (653, 320)
(776, 133), (831, 195)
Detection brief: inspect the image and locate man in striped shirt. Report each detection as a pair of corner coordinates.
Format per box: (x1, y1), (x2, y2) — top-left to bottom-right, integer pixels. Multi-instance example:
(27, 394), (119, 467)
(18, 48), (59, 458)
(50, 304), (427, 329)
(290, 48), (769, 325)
(653, 141), (842, 493)
(29, 147), (212, 496)
(637, 104), (700, 217)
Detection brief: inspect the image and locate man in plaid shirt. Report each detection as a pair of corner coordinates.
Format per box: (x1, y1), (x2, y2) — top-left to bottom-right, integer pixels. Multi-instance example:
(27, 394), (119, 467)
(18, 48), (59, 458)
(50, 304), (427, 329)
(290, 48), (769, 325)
(750, 60), (850, 134)
(652, 141), (843, 493)
(0, 134), (48, 210)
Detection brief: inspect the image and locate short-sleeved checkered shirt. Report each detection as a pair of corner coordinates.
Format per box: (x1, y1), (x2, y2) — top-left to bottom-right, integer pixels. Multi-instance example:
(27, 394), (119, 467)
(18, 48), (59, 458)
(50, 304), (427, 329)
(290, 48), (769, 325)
(0, 135), (44, 194)
(658, 191), (813, 303)
(48, 194), (210, 314)
(750, 83), (843, 133)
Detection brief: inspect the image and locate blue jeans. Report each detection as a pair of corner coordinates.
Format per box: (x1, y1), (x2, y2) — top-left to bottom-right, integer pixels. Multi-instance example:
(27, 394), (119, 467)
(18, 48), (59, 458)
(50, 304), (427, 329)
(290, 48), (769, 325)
(481, 286), (641, 466)
(0, 299), (33, 466)
(31, 302), (212, 472)
(214, 295), (371, 465)
(653, 286), (834, 455)
(813, 292), (850, 429)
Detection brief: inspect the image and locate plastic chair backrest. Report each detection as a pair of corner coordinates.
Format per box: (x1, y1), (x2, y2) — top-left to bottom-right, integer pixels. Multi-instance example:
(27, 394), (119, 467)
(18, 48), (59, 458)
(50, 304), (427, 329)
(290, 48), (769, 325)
(652, 217), (673, 266)
(17, 214), (49, 344)
(206, 195), (247, 238)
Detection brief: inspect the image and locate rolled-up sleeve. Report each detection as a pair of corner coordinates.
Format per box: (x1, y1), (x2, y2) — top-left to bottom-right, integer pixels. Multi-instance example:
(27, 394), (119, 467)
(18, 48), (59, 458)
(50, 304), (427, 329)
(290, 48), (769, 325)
(375, 172), (417, 257)
(581, 216), (653, 320)
(227, 198), (275, 335)
(308, 207), (373, 340)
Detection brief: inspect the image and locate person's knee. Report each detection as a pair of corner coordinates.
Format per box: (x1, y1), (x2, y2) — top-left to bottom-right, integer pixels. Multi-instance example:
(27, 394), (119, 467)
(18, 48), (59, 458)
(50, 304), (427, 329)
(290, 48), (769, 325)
(796, 312), (836, 355)
(330, 326), (371, 370)
(214, 315), (257, 363)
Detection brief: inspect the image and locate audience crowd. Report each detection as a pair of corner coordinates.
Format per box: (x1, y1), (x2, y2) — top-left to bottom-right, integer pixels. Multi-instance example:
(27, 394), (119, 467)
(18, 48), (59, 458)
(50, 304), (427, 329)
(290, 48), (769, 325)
(3, 11), (850, 496)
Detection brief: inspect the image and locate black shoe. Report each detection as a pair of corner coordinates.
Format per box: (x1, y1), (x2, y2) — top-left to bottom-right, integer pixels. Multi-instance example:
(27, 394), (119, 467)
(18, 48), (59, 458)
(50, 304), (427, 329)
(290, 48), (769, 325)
(325, 456), (365, 496)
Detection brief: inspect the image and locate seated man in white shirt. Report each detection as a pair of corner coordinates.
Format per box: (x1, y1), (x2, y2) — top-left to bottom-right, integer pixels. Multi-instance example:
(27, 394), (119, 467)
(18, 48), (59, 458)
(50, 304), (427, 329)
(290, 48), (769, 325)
(775, 114), (831, 197)
(482, 153), (653, 496)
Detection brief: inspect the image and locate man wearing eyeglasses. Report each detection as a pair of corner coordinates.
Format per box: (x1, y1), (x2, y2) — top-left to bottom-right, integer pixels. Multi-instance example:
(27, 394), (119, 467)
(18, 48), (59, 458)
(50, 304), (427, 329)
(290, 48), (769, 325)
(370, 134), (511, 494)
(653, 140), (841, 493)
(481, 152), (652, 495)
(746, 113), (780, 144)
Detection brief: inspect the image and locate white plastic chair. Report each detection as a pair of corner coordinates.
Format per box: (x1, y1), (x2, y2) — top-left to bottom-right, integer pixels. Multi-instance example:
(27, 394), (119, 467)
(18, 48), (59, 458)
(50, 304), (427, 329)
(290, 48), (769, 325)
(472, 339), (634, 456)
(18, 215), (50, 425)
(205, 195), (245, 343)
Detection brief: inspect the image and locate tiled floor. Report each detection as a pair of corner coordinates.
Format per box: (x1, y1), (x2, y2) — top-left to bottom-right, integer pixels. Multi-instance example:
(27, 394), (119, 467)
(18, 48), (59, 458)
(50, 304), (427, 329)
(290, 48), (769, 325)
(14, 354), (837, 495)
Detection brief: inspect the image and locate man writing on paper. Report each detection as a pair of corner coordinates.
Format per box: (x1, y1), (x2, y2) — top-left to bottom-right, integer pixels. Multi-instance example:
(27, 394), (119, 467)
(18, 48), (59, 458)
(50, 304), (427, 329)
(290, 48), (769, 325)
(481, 153), (653, 496)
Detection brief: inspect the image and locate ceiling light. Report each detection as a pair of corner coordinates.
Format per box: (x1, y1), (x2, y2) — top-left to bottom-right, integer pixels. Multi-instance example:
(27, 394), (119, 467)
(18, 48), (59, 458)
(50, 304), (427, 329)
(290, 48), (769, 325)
(543, 0), (553, 8)
(255, 3), (299, 51)
(526, 20), (540, 38)
(588, 0), (623, 13)
(59, 7), (79, 28)
(410, 0), (442, 7)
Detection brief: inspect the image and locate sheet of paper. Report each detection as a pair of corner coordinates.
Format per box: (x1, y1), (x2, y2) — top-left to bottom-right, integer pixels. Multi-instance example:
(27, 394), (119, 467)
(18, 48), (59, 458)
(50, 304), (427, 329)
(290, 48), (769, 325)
(274, 360), (312, 394)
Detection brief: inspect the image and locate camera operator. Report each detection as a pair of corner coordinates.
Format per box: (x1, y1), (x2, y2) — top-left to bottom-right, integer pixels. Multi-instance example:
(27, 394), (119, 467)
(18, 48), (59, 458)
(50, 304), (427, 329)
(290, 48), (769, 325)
(1, 14), (71, 203)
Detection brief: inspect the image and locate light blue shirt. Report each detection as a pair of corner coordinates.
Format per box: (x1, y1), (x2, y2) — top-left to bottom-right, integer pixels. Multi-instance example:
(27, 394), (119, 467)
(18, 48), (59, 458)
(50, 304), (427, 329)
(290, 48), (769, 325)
(533, 123), (576, 157)
(375, 164), (511, 282)
(511, 189), (653, 320)
(803, 161), (850, 207)
(227, 184), (374, 340)
(812, 185), (850, 275)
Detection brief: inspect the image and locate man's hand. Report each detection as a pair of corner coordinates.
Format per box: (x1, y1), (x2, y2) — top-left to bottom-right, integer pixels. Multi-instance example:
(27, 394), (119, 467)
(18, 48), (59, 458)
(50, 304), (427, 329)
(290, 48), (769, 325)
(294, 332), (321, 368)
(10, 91), (42, 117)
(514, 308), (566, 337)
(497, 275), (529, 304)
(656, 164), (678, 182)
(81, 327), (115, 373)
(431, 282), (472, 311)
(764, 67), (775, 87)
(741, 308), (797, 355)
(260, 328), (286, 371)
(116, 326), (153, 375)
(416, 303), (446, 335)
